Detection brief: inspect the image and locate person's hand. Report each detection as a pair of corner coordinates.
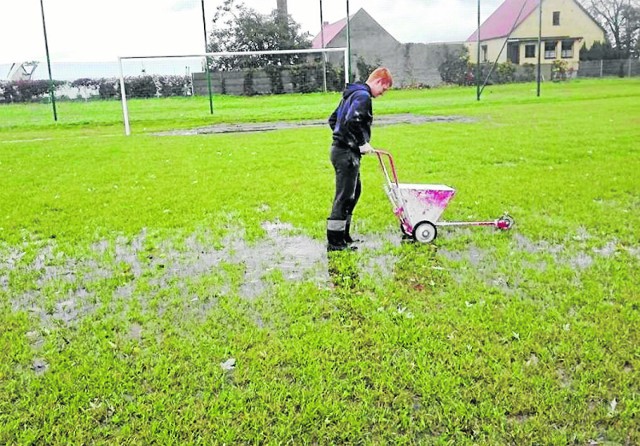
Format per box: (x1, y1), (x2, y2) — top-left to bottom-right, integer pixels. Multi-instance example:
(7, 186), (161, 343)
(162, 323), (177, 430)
(359, 142), (375, 155)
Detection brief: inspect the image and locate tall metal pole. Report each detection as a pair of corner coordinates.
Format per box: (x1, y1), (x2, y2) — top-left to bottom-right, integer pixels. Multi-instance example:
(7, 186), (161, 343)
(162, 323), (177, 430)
(320, 0), (328, 92)
(39, 0), (57, 121)
(476, 0), (481, 101)
(201, 0), (214, 113)
(627, 0), (632, 76)
(536, 0), (543, 96)
(346, 0), (351, 82)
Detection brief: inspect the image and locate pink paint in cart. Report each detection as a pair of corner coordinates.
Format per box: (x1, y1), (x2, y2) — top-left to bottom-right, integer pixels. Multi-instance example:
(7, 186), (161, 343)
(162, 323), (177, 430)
(375, 150), (514, 243)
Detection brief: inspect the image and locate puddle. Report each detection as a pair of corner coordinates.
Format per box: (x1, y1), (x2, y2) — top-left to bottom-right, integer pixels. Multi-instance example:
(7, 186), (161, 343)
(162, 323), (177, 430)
(5, 224), (637, 329)
(7, 222), (401, 325)
(153, 114), (475, 136)
(570, 253), (594, 270)
(32, 358), (49, 375)
(128, 323), (143, 341)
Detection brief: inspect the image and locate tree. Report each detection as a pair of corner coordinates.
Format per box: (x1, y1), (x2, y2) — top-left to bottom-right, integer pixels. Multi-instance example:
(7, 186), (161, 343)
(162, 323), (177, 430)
(580, 40), (620, 59)
(206, 0), (311, 71)
(579, 0), (640, 57)
(437, 45), (471, 86)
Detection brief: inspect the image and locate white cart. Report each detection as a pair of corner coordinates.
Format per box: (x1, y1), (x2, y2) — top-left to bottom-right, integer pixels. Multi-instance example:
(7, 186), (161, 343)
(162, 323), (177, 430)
(375, 150), (513, 243)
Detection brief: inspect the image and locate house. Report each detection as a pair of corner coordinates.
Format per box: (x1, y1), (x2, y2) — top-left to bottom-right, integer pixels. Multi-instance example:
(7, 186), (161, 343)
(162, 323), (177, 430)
(466, 0), (605, 72)
(312, 8), (463, 87)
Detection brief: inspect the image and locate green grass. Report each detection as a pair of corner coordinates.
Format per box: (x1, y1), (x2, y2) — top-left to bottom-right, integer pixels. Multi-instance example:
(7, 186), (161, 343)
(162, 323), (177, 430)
(1, 78), (639, 444)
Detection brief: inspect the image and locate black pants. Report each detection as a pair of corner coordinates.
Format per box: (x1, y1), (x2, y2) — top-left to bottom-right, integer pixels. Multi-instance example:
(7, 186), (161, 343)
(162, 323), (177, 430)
(328, 145), (361, 223)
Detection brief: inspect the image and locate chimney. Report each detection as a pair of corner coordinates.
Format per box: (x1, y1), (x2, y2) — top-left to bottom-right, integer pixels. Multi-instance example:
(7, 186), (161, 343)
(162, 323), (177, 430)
(277, 0), (288, 18)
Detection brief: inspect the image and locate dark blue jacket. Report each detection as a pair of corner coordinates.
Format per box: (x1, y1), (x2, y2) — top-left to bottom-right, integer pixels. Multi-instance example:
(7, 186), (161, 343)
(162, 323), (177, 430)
(328, 82), (372, 155)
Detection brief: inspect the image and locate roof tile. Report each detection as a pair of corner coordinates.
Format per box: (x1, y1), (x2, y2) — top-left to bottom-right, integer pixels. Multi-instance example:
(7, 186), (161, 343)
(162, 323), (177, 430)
(467, 0), (540, 42)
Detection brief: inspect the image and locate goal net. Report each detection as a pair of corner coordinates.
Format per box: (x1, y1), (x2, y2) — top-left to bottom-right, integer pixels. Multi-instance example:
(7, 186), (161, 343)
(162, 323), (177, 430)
(118, 47), (348, 136)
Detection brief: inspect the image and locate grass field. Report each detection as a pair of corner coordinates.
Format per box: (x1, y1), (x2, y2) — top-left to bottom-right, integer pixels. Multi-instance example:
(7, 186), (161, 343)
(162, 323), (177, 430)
(1, 78), (639, 444)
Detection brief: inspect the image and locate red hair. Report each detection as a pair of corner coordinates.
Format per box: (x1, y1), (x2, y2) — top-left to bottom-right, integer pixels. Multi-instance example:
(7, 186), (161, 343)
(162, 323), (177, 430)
(367, 67), (393, 87)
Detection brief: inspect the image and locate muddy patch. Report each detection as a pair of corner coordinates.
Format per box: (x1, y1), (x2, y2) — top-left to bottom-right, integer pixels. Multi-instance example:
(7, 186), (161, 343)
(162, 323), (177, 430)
(153, 114), (475, 136)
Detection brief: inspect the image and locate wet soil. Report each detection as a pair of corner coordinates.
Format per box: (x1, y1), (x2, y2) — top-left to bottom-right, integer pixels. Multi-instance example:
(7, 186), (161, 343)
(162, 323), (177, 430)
(153, 114), (475, 136)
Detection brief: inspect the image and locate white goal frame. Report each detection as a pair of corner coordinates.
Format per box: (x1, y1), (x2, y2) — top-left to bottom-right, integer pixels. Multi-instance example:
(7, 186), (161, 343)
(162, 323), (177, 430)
(118, 47), (348, 136)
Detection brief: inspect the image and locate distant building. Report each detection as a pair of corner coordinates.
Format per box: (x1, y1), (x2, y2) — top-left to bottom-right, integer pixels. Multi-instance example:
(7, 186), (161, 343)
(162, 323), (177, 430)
(311, 8), (463, 87)
(465, 0), (605, 71)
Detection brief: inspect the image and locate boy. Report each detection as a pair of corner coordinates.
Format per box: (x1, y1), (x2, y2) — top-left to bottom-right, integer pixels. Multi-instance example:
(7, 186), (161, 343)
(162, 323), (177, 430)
(326, 67), (393, 252)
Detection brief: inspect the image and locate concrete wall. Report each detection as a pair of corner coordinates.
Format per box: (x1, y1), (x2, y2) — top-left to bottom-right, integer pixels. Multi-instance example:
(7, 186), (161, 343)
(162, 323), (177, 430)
(322, 9), (461, 87)
(397, 43), (465, 87)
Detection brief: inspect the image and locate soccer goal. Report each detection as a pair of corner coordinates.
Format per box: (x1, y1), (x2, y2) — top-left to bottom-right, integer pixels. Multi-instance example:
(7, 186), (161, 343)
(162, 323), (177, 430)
(118, 47), (348, 136)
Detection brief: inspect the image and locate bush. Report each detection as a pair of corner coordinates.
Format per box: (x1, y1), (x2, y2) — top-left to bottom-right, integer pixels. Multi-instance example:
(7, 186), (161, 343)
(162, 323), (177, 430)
(518, 63), (536, 82)
(467, 63), (493, 86)
(355, 56), (377, 82)
(551, 60), (569, 81)
(264, 66), (284, 94)
(438, 47), (471, 86)
(580, 41), (622, 60)
(290, 64), (323, 93)
(124, 75), (157, 98)
(98, 78), (118, 100)
(325, 64), (346, 92)
(157, 75), (191, 97)
(243, 70), (256, 96)
(496, 62), (516, 83)
(0, 79), (63, 103)
(71, 78), (100, 89)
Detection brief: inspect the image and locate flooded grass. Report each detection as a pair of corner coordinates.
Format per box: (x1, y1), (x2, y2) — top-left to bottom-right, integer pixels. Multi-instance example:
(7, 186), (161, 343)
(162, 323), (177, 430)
(0, 79), (639, 444)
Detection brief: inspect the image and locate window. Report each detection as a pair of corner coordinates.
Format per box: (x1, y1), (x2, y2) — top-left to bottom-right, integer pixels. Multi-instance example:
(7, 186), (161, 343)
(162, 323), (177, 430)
(561, 40), (573, 58)
(545, 41), (557, 59)
(553, 11), (560, 26)
(525, 44), (536, 58)
(481, 45), (488, 62)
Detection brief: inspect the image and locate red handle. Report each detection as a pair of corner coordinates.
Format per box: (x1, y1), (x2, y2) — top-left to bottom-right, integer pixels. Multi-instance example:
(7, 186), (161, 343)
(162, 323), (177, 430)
(374, 149), (399, 186)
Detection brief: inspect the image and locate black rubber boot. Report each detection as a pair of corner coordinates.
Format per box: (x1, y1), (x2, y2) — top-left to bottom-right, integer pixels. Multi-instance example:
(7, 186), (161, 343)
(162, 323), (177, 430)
(344, 222), (354, 244)
(327, 229), (356, 252)
(345, 223), (364, 245)
(344, 216), (362, 245)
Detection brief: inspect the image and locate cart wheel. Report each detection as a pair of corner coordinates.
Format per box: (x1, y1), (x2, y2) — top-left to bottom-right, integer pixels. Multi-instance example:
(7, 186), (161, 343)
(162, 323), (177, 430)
(413, 221), (437, 243)
(497, 215), (514, 230)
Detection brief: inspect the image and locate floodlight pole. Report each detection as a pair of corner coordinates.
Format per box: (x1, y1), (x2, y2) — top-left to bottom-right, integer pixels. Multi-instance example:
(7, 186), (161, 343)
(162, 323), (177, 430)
(320, 0), (327, 92)
(476, 0), (481, 101)
(536, 0), (542, 96)
(346, 0), (352, 82)
(39, 0), (57, 121)
(201, 0), (214, 113)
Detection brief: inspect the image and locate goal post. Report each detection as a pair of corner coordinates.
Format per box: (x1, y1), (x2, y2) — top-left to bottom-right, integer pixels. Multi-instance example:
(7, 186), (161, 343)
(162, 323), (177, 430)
(118, 47), (348, 136)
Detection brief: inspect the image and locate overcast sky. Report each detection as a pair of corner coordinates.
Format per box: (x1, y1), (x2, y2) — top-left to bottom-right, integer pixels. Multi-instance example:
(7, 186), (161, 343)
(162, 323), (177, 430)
(0, 0), (503, 64)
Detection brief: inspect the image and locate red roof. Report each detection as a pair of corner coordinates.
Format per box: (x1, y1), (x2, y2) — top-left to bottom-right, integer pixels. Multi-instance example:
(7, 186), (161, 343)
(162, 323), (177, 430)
(467, 0), (540, 42)
(311, 18), (347, 49)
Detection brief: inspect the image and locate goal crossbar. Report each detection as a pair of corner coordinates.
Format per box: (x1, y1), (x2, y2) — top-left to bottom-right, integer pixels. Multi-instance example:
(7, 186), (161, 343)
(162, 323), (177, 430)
(118, 47), (348, 135)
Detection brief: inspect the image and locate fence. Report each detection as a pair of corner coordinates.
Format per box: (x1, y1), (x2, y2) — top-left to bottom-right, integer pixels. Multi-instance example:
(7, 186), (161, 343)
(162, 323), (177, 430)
(192, 65), (346, 96)
(2, 58), (638, 104)
(578, 59), (640, 78)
